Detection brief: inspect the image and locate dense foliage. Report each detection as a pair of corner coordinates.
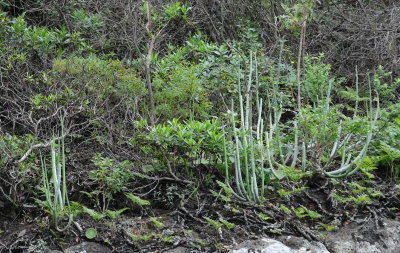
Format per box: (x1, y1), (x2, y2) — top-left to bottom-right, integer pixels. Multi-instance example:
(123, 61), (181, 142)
(0, 0), (399, 252)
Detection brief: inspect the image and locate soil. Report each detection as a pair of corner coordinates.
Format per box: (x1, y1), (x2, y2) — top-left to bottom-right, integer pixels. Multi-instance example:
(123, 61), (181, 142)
(1, 166), (399, 252)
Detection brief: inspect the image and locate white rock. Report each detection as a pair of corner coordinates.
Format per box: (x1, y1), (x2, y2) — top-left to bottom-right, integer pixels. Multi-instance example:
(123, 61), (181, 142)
(232, 237), (329, 253)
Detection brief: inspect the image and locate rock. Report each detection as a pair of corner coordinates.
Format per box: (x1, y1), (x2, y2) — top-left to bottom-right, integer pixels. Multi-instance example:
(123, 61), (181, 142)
(233, 238), (294, 253)
(281, 236), (329, 253)
(233, 237), (329, 253)
(325, 218), (400, 253)
(63, 242), (111, 253)
(232, 218), (400, 253)
(45, 242), (110, 253)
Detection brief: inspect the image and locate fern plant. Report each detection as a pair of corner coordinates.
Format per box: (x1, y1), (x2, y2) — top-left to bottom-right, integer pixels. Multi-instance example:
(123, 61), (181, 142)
(203, 217), (223, 230)
(125, 192), (151, 206)
(106, 208), (129, 220)
(367, 115), (400, 180)
(369, 142), (400, 180)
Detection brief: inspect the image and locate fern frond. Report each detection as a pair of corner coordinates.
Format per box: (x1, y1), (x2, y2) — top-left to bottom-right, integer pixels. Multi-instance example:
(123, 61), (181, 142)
(359, 156), (377, 178)
(125, 193), (150, 206)
(216, 180), (233, 195)
(380, 142), (400, 160)
(339, 87), (369, 102)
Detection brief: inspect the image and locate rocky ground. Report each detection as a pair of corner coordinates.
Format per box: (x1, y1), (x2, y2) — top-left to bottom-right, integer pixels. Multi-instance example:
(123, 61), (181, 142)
(1, 173), (400, 252)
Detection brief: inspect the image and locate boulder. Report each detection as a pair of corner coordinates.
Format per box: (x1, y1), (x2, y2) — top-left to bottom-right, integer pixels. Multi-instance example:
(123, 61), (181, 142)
(233, 237), (329, 253)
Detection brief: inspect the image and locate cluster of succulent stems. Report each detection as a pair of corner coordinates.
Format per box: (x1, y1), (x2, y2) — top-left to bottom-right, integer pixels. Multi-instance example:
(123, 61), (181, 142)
(223, 50), (379, 203)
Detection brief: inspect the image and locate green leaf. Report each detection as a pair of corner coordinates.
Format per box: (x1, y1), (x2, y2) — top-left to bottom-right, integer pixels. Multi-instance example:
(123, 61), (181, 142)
(320, 222), (337, 232)
(359, 157), (377, 179)
(348, 182), (366, 194)
(127, 232), (140, 241)
(280, 204), (291, 214)
(196, 239), (209, 246)
(258, 213), (273, 221)
(380, 142), (400, 160)
(35, 198), (51, 210)
(85, 228), (97, 239)
(350, 194), (372, 205)
(69, 202), (84, 217)
(279, 165), (311, 182)
(210, 189), (231, 202)
(301, 205), (322, 219)
(203, 217), (222, 230)
(125, 193), (150, 206)
(139, 232), (155, 242)
(150, 217), (165, 228)
(157, 234), (176, 243)
(216, 180), (233, 195)
(190, 242), (202, 251)
(82, 206), (105, 221)
(277, 189), (292, 198)
(331, 193), (349, 204)
(105, 208), (129, 220)
(339, 87), (369, 102)
(272, 170), (286, 180)
(293, 187), (308, 193)
(219, 218), (236, 229)
(293, 207), (308, 219)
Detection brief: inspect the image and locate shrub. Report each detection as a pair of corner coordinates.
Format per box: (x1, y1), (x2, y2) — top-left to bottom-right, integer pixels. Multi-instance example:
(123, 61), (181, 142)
(52, 54), (145, 106)
(153, 64), (211, 120)
(88, 154), (133, 211)
(141, 118), (224, 178)
(0, 133), (40, 208)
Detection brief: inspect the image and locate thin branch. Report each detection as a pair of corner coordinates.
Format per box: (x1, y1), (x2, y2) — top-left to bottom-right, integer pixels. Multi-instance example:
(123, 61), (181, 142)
(17, 130), (69, 164)
(160, 147), (194, 184)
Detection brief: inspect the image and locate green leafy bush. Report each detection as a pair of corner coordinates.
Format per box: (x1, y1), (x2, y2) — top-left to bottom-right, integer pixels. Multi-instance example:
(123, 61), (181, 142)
(372, 66), (400, 107)
(70, 9), (103, 34)
(89, 154), (133, 211)
(142, 118), (224, 178)
(50, 54), (147, 137)
(52, 54), (145, 107)
(91, 154), (131, 193)
(152, 64), (211, 119)
(367, 111), (400, 180)
(1, 11), (91, 57)
(154, 29), (266, 118)
(0, 133), (39, 206)
(164, 2), (190, 21)
(303, 54), (344, 104)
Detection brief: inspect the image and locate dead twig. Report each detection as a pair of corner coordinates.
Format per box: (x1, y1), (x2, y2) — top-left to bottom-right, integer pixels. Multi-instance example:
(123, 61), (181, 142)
(160, 147), (194, 185)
